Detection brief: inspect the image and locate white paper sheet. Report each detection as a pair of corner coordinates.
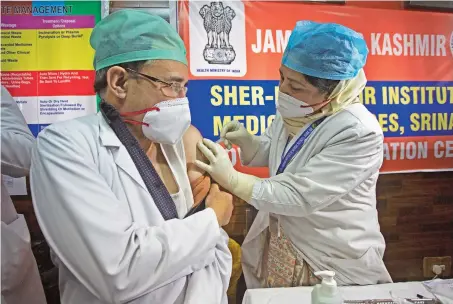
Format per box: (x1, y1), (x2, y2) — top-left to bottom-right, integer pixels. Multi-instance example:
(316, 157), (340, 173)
(423, 279), (453, 304)
(2, 176), (27, 196)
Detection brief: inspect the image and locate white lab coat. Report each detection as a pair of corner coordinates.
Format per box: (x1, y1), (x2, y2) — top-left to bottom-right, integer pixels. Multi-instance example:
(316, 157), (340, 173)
(30, 112), (232, 304)
(242, 103), (392, 288)
(1, 86), (47, 304)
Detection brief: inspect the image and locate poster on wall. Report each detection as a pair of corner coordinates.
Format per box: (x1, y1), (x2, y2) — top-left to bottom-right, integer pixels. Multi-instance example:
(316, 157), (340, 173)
(0, 0), (106, 137)
(179, 1), (453, 174)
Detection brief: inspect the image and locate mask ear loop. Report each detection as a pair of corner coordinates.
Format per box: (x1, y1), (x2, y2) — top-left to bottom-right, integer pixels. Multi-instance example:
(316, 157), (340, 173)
(121, 107), (160, 127)
(299, 99), (331, 109)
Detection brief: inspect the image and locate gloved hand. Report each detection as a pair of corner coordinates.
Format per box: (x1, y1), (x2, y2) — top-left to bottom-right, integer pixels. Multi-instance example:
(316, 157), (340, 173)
(195, 138), (259, 202)
(221, 121), (260, 164)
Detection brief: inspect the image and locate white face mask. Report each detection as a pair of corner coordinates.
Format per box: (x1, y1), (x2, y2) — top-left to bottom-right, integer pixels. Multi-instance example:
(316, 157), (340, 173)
(275, 91), (314, 118)
(122, 97), (191, 145)
(143, 98), (191, 145)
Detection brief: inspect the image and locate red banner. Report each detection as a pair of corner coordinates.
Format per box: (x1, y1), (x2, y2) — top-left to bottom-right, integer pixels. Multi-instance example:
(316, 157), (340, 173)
(179, 1), (453, 174)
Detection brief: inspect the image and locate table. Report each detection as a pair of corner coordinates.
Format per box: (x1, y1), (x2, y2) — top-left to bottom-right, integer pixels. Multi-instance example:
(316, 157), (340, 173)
(243, 282), (433, 304)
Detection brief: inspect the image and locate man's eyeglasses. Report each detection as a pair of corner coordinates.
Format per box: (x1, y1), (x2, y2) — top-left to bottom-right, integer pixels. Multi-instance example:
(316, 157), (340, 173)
(125, 68), (188, 98)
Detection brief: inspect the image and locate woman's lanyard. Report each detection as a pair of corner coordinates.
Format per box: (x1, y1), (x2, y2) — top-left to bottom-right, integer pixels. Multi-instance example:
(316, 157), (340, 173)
(276, 117), (326, 175)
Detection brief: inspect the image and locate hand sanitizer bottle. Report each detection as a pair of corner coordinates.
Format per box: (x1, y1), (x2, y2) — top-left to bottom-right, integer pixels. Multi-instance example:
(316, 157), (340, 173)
(311, 271), (343, 304)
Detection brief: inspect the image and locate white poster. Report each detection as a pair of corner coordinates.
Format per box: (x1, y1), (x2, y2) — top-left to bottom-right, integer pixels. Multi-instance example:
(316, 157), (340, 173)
(189, 0), (247, 77)
(2, 176), (27, 196)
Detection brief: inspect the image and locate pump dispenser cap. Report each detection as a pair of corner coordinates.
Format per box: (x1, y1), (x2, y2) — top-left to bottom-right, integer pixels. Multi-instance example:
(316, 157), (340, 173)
(314, 271), (338, 296)
(314, 271), (336, 283)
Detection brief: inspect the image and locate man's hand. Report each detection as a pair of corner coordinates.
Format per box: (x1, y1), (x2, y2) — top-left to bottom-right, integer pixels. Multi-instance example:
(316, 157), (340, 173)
(206, 184), (234, 227)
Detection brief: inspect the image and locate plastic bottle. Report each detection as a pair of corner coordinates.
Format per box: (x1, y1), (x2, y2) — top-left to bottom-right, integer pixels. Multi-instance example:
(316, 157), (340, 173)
(311, 271), (343, 304)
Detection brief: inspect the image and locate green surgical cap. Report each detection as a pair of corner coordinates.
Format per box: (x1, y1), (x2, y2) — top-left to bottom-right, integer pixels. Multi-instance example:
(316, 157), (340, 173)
(90, 9), (187, 71)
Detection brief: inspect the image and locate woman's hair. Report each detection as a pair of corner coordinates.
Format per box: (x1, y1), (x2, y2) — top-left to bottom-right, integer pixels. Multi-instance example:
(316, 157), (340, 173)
(304, 74), (340, 96)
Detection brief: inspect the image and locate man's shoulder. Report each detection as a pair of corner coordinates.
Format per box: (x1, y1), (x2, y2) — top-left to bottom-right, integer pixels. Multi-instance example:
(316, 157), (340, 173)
(182, 125), (202, 153)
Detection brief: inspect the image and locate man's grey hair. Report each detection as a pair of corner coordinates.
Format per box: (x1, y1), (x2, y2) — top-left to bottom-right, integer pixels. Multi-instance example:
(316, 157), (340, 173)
(94, 60), (152, 94)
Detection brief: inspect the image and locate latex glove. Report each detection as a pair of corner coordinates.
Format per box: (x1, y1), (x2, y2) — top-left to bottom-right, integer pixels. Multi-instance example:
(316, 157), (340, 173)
(195, 138), (259, 202)
(220, 121), (260, 163)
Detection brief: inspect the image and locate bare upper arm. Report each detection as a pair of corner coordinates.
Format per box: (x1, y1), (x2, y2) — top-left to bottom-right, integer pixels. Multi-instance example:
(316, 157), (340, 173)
(182, 125), (207, 182)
